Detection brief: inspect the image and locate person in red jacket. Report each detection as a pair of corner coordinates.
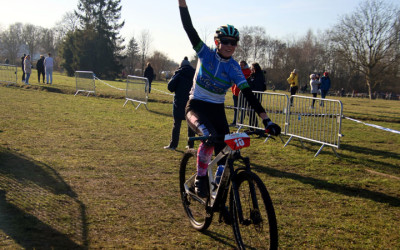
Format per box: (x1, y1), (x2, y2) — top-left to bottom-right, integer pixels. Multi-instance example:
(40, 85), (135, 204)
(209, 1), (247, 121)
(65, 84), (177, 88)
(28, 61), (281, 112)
(230, 60), (251, 126)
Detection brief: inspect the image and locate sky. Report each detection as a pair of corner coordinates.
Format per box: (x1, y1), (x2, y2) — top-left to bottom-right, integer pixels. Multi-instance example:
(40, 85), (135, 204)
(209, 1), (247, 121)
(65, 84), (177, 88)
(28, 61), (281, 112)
(1, 0), (398, 63)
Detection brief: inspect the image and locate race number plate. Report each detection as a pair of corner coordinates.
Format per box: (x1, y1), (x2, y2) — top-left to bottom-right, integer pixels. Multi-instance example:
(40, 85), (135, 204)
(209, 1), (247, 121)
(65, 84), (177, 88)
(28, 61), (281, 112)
(224, 133), (250, 150)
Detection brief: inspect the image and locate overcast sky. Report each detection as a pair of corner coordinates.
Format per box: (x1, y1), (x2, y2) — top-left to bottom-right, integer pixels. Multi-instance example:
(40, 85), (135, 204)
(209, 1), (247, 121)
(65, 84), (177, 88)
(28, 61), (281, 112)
(1, 0), (398, 63)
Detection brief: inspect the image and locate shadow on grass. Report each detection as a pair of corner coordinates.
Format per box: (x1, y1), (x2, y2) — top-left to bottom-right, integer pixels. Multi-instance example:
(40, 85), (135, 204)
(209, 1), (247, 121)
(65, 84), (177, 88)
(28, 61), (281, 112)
(281, 139), (399, 173)
(148, 109), (173, 118)
(0, 147), (88, 249)
(203, 230), (237, 248)
(341, 143), (400, 160)
(254, 163), (400, 207)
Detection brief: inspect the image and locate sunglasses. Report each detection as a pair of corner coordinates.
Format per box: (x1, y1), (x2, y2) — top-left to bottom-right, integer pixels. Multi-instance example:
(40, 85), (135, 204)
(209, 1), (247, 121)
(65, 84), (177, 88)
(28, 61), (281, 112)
(219, 38), (238, 46)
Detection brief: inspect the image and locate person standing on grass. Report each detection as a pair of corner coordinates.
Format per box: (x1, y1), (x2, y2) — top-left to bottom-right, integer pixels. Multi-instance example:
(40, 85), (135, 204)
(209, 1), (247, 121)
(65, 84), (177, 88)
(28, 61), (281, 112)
(21, 54), (26, 81)
(287, 69), (298, 106)
(24, 55), (32, 85)
(178, 0), (281, 198)
(164, 57), (196, 151)
(36, 55), (45, 83)
(247, 62), (266, 128)
(44, 53), (54, 84)
(320, 72), (331, 106)
(144, 62), (154, 93)
(309, 74), (320, 109)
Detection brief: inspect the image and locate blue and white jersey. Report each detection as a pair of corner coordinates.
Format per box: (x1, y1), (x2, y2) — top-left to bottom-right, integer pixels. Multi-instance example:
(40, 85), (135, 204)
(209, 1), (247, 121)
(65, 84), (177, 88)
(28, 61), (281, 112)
(189, 42), (249, 104)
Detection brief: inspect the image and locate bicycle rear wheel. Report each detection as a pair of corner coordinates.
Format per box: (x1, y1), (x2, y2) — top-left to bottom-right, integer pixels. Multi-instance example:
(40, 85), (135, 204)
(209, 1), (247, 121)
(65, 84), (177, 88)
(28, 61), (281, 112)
(230, 171), (278, 249)
(179, 149), (213, 231)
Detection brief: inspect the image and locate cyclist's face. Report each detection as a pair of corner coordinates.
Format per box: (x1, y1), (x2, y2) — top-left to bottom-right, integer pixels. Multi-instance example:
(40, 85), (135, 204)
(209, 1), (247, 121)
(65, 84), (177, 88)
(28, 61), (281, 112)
(216, 38), (237, 58)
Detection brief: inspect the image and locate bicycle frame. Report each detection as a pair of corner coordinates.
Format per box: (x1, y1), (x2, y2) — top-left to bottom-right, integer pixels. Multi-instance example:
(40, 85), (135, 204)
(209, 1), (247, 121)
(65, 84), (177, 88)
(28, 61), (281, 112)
(182, 145), (232, 208)
(183, 139), (255, 222)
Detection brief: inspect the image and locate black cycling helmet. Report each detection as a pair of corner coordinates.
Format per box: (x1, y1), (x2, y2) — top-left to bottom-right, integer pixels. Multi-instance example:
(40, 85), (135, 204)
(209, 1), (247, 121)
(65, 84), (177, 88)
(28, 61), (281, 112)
(214, 24), (240, 41)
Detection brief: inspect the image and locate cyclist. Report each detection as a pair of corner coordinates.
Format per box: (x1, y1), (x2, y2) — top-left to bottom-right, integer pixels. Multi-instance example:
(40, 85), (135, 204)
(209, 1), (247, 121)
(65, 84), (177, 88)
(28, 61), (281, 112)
(178, 0), (281, 198)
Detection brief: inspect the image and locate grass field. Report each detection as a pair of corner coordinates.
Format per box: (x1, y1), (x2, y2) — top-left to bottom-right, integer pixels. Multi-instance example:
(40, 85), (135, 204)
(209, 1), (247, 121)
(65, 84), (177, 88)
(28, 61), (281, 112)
(0, 71), (399, 249)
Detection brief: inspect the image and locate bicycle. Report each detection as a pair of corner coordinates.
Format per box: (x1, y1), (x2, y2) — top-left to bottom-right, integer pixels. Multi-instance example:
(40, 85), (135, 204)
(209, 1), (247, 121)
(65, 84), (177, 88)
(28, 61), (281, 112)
(179, 130), (278, 249)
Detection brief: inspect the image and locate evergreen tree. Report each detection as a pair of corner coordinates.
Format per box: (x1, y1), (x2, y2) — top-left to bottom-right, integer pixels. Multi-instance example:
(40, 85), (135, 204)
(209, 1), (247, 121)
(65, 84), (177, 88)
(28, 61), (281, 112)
(61, 0), (125, 79)
(125, 36), (140, 75)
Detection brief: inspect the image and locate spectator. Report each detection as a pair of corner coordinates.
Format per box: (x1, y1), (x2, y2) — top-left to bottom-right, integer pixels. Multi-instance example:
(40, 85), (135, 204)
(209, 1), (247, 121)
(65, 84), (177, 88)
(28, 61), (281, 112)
(164, 57), (196, 150)
(320, 71), (331, 106)
(44, 53), (54, 84)
(247, 62), (266, 92)
(21, 54), (26, 81)
(4, 58), (9, 64)
(36, 55), (45, 83)
(309, 74), (320, 109)
(247, 62), (266, 128)
(23, 55), (32, 85)
(287, 69), (298, 106)
(230, 60), (251, 126)
(144, 62), (154, 93)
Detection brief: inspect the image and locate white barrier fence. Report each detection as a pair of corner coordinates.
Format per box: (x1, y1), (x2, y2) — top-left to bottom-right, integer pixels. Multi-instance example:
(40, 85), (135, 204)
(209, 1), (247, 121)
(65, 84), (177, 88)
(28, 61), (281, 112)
(237, 91), (289, 134)
(285, 95), (343, 157)
(74, 71), (96, 96)
(123, 75), (148, 110)
(236, 92), (343, 157)
(0, 64), (18, 86)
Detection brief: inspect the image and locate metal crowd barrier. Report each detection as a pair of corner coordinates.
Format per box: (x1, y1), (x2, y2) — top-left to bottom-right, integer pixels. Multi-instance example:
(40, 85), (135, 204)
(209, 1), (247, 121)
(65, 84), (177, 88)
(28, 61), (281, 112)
(236, 91), (289, 135)
(235, 92), (343, 157)
(285, 95), (343, 157)
(124, 75), (149, 110)
(0, 64), (18, 86)
(75, 71), (96, 96)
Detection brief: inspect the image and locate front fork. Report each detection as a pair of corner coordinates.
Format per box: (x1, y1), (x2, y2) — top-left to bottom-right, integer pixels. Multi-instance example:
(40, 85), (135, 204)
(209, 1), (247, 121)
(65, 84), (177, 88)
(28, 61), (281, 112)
(230, 155), (259, 224)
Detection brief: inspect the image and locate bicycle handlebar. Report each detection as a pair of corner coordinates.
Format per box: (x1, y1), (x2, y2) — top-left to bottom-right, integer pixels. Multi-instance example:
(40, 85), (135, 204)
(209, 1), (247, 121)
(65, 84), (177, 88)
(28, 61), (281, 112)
(188, 129), (272, 142)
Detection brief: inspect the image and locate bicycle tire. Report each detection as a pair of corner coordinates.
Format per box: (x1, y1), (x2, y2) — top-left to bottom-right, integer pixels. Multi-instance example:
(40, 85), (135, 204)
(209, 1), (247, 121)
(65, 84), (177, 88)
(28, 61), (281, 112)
(230, 170), (278, 249)
(179, 149), (213, 231)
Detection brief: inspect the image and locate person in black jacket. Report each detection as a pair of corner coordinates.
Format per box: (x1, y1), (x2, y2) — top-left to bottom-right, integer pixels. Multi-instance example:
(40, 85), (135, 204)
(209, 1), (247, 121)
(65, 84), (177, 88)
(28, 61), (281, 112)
(247, 62), (266, 92)
(21, 54), (26, 81)
(164, 57), (196, 150)
(247, 63), (266, 129)
(36, 55), (45, 83)
(143, 62), (154, 93)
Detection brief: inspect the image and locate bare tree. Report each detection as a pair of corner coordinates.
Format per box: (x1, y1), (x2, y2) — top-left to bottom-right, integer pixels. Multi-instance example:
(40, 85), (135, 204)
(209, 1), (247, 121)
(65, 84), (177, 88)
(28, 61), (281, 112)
(138, 29), (152, 74)
(236, 26), (268, 64)
(54, 11), (79, 44)
(40, 28), (56, 56)
(235, 26), (252, 62)
(199, 25), (214, 48)
(23, 24), (41, 59)
(1, 23), (24, 64)
(329, 0), (400, 99)
(148, 50), (177, 80)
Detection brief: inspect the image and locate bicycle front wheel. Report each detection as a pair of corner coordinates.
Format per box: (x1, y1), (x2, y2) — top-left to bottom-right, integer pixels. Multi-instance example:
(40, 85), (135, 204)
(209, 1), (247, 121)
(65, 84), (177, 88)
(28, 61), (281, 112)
(179, 149), (213, 231)
(230, 171), (278, 249)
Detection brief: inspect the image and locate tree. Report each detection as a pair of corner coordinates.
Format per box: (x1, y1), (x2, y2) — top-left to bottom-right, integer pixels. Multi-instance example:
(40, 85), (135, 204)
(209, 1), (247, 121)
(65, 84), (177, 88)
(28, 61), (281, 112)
(235, 27), (252, 62)
(40, 28), (56, 56)
(59, 31), (77, 76)
(61, 0), (125, 79)
(329, 0), (400, 99)
(1, 23), (24, 64)
(124, 36), (140, 75)
(22, 24), (41, 58)
(148, 50), (178, 80)
(138, 29), (152, 75)
(54, 11), (79, 48)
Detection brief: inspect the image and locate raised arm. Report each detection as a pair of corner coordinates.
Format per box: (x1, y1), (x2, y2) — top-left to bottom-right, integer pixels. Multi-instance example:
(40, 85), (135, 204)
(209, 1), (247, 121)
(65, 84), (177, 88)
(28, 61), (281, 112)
(178, 0), (201, 48)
